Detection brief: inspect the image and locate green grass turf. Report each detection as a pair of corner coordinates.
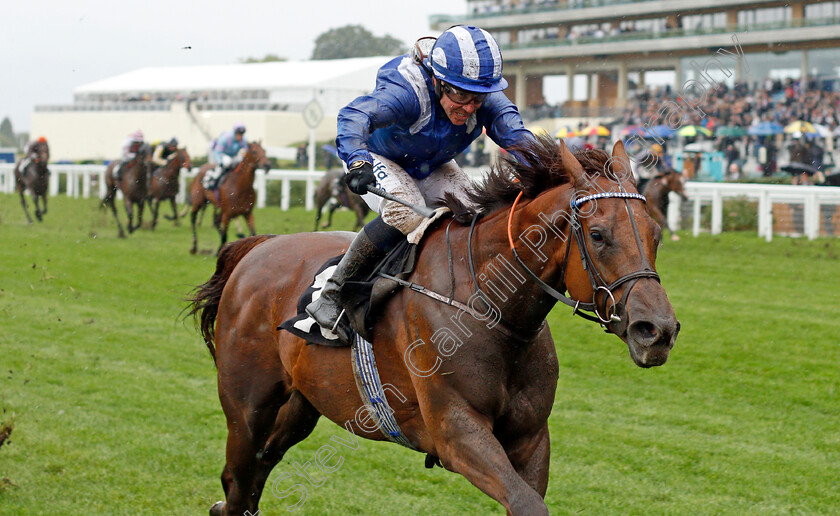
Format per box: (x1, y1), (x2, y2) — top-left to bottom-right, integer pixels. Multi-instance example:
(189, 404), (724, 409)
(0, 194), (838, 515)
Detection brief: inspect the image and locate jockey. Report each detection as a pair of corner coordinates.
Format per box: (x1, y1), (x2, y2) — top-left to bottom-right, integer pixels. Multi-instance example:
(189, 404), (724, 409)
(151, 137), (179, 169)
(18, 136), (49, 174)
(203, 123), (247, 190)
(306, 25), (534, 342)
(116, 130), (146, 179)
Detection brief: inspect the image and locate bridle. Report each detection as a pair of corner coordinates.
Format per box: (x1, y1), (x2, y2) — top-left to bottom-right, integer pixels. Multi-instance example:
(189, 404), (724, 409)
(506, 188), (660, 336)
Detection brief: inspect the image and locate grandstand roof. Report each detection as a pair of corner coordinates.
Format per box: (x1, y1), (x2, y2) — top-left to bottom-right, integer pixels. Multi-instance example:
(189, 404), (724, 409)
(73, 56), (392, 95)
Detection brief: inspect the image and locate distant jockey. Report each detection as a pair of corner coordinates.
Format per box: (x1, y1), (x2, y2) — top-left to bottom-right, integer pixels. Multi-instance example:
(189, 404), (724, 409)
(115, 130), (146, 180)
(151, 137), (179, 169)
(203, 123), (247, 190)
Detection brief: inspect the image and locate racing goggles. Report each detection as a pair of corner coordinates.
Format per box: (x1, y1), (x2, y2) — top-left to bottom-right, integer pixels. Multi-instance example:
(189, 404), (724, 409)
(441, 83), (488, 106)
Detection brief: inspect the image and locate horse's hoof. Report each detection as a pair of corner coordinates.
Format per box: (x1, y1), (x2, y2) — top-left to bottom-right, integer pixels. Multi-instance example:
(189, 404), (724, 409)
(118, 232), (127, 239)
(209, 500), (225, 516)
(190, 247), (197, 255)
(236, 233), (246, 239)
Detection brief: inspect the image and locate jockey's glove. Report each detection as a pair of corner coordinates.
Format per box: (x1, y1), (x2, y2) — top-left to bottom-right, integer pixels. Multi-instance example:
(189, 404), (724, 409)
(221, 155), (233, 167)
(346, 161), (374, 195)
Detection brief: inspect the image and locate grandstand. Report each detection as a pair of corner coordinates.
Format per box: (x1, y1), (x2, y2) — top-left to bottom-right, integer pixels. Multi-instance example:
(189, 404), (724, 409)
(430, 0), (840, 122)
(30, 57), (390, 161)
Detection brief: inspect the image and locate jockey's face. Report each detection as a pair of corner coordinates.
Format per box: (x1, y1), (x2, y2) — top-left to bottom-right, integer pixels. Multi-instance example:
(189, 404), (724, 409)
(234, 132), (244, 142)
(437, 80), (482, 126)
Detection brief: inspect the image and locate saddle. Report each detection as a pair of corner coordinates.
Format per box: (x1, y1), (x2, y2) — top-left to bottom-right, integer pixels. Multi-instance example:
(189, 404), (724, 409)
(279, 208), (449, 346)
(279, 237), (419, 346)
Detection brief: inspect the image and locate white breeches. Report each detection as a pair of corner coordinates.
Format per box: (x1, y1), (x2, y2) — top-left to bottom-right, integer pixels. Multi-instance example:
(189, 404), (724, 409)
(359, 153), (476, 235)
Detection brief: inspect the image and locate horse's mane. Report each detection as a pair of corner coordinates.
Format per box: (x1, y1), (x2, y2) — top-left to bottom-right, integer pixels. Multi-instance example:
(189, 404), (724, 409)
(442, 134), (617, 223)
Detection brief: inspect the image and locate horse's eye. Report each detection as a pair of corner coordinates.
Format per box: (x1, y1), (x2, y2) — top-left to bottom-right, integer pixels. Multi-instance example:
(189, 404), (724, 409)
(590, 230), (604, 242)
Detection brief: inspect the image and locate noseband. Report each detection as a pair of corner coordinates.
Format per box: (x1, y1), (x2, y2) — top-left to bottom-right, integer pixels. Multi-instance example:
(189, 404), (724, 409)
(507, 189), (660, 335)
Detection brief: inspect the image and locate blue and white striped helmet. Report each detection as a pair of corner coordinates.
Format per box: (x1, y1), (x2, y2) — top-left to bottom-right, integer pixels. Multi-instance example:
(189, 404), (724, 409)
(425, 26), (508, 93)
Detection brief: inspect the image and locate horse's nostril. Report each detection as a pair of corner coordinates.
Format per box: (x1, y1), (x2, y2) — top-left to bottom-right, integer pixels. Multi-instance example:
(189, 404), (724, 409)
(628, 321), (659, 344)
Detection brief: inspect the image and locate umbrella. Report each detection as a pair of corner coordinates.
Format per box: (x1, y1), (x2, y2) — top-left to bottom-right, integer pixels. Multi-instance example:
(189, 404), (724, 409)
(579, 125), (611, 137)
(781, 162), (819, 175)
(555, 126), (577, 138)
(620, 126), (645, 137)
(715, 125), (748, 138)
(643, 125), (677, 139)
(747, 122), (784, 136)
(784, 121), (817, 135)
(812, 124), (832, 137)
(528, 126), (551, 138)
(684, 141), (716, 153)
(678, 125), (713, 138)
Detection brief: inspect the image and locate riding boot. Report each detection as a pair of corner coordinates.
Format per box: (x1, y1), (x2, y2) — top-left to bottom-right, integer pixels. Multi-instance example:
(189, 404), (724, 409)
(305, 230), (384, 344)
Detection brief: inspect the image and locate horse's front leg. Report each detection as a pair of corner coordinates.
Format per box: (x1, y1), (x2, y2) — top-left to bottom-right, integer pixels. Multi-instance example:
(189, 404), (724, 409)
(244, 212), (256, 236)
(104, 187), (126, 238)
(326, 202), (339, 229)
(32, 194), (44, 222)
(38, 194), (47, 219)
(189, 207), (200, 254)
(168, 198), (179, 226)
(18, 190), (33, 224)
(432, 407), (549, 516)
(135, 197), (145, 230)
(150, 199), (160, 230)
(353, 204), (366, 230)
(502, 424), (550, 498)
(216, 213), (231, 255)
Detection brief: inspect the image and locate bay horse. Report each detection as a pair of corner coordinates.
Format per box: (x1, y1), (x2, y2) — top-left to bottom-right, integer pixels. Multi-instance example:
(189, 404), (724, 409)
(188, 138), (679, 516)
(14, 141), (50, 223)
(313, 168), (369, 231)
(641, 169), (687, 241)
(146, 148), (190, 229)
(103, 148), (150, 238)
(186, 141), (268, 255)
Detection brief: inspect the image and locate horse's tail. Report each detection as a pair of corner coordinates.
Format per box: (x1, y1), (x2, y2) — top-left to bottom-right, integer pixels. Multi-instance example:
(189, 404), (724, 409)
(187, 235), (276, 362)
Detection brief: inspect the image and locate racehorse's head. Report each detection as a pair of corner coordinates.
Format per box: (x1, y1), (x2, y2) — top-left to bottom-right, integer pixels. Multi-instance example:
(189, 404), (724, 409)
(33, 141), (49, 166)
(248, 141), (270, 171)
(558, 140), (679, 367)
(176, 148), (191, 169)
(665, 170), (687, 201)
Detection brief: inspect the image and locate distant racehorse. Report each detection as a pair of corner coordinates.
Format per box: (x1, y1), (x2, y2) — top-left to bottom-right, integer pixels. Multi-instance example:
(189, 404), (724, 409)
(186, 141), (268, 255)
(642, 169), (687, 241)
(103, 147), (150, 238)
(14, 141), (50, 223)
(147, 148), (190, 229)
(313, 168), (369, 231)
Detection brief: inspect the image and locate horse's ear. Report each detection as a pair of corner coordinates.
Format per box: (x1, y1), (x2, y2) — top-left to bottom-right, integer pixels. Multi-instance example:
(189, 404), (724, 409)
(557, 138), (585, 184)
(611, 140), (636, 187)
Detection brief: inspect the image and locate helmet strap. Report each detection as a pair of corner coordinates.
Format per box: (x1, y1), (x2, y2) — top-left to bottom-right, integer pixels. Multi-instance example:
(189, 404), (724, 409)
(412, 36), (440, 100)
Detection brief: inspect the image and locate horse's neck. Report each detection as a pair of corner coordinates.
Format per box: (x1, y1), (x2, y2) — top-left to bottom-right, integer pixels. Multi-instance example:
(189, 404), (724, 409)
(456, 187), (576, 332)
(235, 154), (258, 182)
(164, 154), (182, 177)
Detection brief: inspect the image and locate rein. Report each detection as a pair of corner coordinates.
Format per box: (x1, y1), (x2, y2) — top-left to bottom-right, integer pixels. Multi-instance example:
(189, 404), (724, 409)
(506, 189), (660, 335)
